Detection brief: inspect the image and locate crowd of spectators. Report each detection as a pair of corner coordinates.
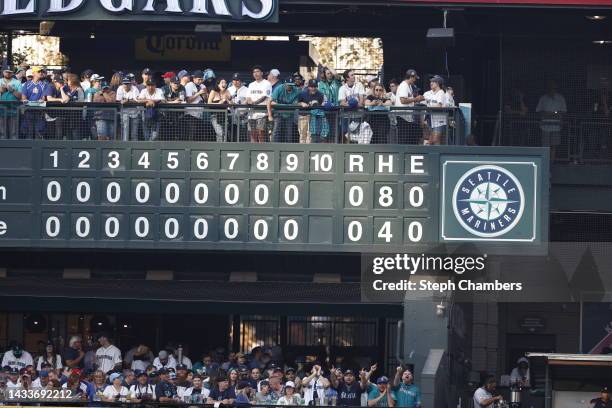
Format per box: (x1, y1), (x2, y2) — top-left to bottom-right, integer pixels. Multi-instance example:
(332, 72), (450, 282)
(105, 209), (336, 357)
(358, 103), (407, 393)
(0, 336), (421, 406)
(0, 62), (456, 145)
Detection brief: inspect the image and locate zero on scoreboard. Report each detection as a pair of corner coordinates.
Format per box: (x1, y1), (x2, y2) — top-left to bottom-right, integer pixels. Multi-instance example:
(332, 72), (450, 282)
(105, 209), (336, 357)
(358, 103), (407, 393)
(0, 141), (548, 253)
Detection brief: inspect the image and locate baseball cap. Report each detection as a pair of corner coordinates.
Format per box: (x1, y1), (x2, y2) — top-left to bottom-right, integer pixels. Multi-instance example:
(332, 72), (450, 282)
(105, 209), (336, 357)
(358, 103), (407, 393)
(285, 367), (296, 374)
(406, 69), (419, 79)
(169, 372), (177, 379)
(145, 79), (156, 86)
(238, 365), (249, 373)
(602, 387), (609, 393)
(9, 368), (19, 375)
(169, 76), (179, 84)
(260, 380), (270, 387)
(109, 372), (123, 383)
(136, 371), (148, 378)
(142, 68), (153, 75)
(293, 72), (304, 80)
(269, 69), (280, 78)
(26, 69), (33, 77)
(203, 69), (216, 80)
(162, 71), (176, 79)
(82, 69), (94, 77)
(517, 357), (529, 365)
(52, 75), (64, 83)
(121, 77), (131, 85)
(430, 75), (445, 85)
(307, 79), (318, 88)
(192, 70), (204, 79)
(159, 350), (169, 359)
(148, 371), (158, 378)
(343, 369), (355, 375)
(232, 73), (241, 81)
(158, 368), (168, 375)
(284, 77), (295, 85)
(39, 370), (49, 378)
(177, 70), (190, 79)
(3, 68), (13, 73)
(237, 380), (251, 390)
(101, 82), (110, 89)
(376, 376), (389, 384)
(285, 381), (296, 388)
(90, 74), (104, 82)
(176, 364), (188, 371)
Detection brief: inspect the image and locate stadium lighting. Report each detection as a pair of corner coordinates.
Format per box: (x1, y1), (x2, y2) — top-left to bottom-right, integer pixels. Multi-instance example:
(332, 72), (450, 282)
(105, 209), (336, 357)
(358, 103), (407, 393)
(586, 15), (606, 20)
(593, 40), (612, 44)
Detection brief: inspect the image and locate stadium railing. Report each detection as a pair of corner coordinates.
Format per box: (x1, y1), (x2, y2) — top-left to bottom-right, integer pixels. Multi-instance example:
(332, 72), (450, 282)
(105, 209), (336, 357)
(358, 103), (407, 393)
(0, 101), (465, 145)
(487, 111), (612, 163)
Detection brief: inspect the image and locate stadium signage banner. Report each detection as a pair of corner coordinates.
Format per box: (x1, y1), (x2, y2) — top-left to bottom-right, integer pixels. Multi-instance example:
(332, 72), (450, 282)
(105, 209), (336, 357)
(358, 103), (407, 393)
(0, 0), (278, 22)
(0, 141), (547, 254)
(135, 34), (231, 61)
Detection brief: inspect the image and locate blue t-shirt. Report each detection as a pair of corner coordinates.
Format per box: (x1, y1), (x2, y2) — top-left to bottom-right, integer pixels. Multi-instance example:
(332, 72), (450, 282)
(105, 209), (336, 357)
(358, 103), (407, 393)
(209, 387), (236, 401)
(367, 383), (397, 407)
(393, 383), (421, 408)
(22, 80), (50, 102)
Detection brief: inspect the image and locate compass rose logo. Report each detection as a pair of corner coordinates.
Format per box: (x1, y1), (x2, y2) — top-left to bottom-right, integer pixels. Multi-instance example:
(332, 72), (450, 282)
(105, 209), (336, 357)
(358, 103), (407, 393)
(452, 165), (525, 238)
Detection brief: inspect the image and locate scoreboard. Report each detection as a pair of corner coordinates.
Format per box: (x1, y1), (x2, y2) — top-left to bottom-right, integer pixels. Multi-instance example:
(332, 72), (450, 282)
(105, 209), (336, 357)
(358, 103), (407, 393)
(0, 141), (547, 253)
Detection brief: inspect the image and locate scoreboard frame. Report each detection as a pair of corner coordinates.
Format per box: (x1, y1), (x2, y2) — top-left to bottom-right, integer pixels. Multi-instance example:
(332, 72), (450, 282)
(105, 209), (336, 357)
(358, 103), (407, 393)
(0, 141), (548, 254)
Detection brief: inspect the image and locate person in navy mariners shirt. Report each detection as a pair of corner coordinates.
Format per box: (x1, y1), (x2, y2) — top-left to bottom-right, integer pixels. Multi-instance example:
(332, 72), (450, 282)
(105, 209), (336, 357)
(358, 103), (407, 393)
(20, 66), (50, 138)
(330, 366), (371, 406)
(155, 368), (178, 402)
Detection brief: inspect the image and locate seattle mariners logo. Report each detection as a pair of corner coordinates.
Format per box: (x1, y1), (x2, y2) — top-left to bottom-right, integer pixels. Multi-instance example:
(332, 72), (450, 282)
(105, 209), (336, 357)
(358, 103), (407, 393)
(452, 165), (525, 238)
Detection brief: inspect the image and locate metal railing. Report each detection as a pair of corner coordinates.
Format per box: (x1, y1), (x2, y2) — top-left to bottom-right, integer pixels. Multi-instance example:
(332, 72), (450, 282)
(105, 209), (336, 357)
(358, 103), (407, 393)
(486, 111), (612, 164)
(0, 101), (465, 145)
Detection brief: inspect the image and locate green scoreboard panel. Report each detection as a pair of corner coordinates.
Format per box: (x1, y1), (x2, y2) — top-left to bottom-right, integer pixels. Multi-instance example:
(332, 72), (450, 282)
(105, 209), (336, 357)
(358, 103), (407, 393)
(0, 141), (548, 253)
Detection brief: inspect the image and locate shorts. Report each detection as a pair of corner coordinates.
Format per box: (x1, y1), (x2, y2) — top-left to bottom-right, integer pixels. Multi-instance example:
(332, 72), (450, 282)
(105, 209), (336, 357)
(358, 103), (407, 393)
(248, 118), (267, 131)
(430, 125), (447, 134)
(541, 130), (561, 147)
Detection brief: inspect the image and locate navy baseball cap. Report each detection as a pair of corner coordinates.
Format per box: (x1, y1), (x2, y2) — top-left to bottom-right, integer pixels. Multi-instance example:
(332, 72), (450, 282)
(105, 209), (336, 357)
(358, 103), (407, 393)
(406, 69), (419, 79)
(142, 68), (153, 75)
(307, 79), (318, 88)
(192, 70), (204, 78)
(232, 73), (241, 81)
(376, 376), (389, 384)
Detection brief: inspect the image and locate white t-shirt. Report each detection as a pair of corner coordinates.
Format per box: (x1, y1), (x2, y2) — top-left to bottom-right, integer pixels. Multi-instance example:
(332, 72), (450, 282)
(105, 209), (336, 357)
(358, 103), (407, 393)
(395, 80), (417, 122)
(124, 348), (154, 372)
(338, 82), (365, 104)
(178, 386), (210, 401)
(1, 350), (33, 370)
(103, 384), (130, 400)
(229, 85), (249, 104)
(303, 377), (326, 406)
(95, 344), (122, 373)
(36, 354), (63, 370)
(153, 355), (177, 370)
(184, 82), (206, 118)
(509, 368), (531, 387)
(176, 355), (192, 369)
(81, 80), (91, 91)
(424, 89), (448, 128)
(473, 387), (493, 408)
(116, 86), (140, 102)
(6, 379), (21, 389)
(130, 383), (157, 400)
(247, 79), (272, 119)
(138, 88), (164, 101)
(536, 92), (567, 132)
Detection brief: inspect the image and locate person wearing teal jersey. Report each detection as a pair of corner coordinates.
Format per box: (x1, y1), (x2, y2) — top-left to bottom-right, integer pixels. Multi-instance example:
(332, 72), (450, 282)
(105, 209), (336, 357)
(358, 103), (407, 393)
(269, 78), (300, 143)
(392, 367), (421, 408)
(367, 376), (396, 407)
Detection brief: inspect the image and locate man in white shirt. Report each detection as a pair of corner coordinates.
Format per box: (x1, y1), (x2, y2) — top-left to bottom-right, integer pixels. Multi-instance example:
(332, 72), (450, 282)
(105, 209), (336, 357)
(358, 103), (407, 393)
(1, 344), (33, 370)
(536, 80), (567, 161)
(395, 69), (425, 144)
(228, 73), (249, 142)
(423, 75), (449, 145)
(509, 357), (531, 387)
(124, 345), (154, 372)
(129, 371), (156, 402)
(178, 374), (210, 403)
(338, 70), (366, 139)
(95, 334), (122, 374)
(116, 77), (142, 141)
(6, 368), (21, 389)
(301, 364), (330, 405)
(138, 80), (164, 141)
(473, 376), (502, 408)
(246, 65), (272, 143)
(153, 350), (177, 370)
